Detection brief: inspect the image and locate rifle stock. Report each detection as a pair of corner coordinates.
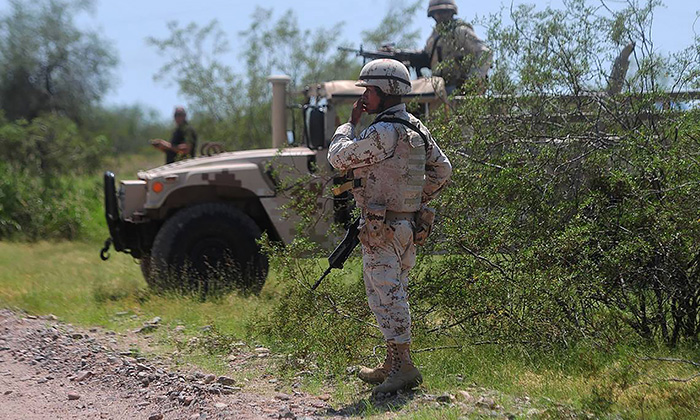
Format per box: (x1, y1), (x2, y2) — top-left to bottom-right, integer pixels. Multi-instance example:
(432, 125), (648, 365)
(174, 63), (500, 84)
(311, 217), (361, 290)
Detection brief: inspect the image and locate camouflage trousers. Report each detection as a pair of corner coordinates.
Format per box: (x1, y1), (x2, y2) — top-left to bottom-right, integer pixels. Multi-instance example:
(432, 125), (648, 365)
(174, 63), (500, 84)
(361, 219), (416, 344)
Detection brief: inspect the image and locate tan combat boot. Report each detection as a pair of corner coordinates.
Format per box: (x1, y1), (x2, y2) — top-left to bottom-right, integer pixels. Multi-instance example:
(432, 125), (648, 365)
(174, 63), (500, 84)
(372, 342), (422, 395)
(358, 342), (394, 384)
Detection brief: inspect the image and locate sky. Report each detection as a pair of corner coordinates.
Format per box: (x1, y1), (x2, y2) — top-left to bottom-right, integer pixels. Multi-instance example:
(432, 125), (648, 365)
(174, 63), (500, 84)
(0, 0), (698, 121)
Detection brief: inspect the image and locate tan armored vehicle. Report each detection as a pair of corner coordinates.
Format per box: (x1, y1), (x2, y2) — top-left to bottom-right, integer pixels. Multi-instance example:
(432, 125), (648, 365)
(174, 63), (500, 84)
(101, 76), (445, 293)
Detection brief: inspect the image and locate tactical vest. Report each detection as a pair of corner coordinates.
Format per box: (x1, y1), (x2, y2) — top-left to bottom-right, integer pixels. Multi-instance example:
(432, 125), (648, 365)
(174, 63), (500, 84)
(351, 114), (428, 213)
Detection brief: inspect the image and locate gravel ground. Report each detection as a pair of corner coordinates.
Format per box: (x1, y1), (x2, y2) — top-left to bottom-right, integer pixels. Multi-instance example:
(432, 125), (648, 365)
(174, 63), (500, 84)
(0, 309), (549, 419)
(0, 309), (339, 420)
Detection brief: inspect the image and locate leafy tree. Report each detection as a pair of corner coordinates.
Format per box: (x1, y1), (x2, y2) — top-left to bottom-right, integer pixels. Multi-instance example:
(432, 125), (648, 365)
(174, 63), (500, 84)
(84, 105), (167, 154)
(415, 0), (700, 347)
(360, 0), (422, 49)
(147, 3), (422, 151)
(0, 0), (118, 121)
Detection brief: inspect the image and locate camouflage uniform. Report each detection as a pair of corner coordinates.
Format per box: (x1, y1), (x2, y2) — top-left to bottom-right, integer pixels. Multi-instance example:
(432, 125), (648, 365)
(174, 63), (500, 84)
(328, 103), (452, 344)
(424, 19), (492, 92)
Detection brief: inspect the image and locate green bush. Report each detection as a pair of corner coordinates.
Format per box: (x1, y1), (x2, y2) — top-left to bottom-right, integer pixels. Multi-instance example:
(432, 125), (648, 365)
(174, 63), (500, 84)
(0, 113), (106, 241)
(0, 162), (102, 240)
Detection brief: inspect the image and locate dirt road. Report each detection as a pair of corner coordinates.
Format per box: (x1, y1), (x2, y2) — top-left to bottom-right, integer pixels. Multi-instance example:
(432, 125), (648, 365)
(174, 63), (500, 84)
(0, 310), (338, 420)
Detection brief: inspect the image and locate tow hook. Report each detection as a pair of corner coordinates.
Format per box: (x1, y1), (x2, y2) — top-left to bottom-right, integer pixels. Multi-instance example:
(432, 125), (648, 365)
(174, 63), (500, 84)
(100, 238), (113, 261)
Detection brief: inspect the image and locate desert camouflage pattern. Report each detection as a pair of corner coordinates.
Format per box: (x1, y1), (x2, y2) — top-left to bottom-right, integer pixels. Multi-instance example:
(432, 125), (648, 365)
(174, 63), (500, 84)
(424, 19), (492, 88)
(328, 103), (452, 343)
(363, 219), (416, 344)
(328, 104), (451, 209)
(356, 59), (412, 96)
(427, 0), (458, 17)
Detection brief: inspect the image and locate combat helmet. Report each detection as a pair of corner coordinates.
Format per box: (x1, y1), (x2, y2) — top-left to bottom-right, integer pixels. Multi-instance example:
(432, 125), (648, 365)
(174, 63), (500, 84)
(355, 59), (412, 96)
(427, 0), (458, 17)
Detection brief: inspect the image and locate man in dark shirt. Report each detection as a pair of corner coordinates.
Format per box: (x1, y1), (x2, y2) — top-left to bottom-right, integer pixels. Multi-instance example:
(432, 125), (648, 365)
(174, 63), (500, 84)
(151, 107), (197, 164)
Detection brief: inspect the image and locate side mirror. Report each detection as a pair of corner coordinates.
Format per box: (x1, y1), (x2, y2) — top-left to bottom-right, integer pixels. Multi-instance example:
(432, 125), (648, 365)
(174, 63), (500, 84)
(305, 106), (326, 149)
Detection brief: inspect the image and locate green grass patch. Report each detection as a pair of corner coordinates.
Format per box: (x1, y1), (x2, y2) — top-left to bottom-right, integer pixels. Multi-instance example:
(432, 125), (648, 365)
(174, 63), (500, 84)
(1, 241), (699, 418)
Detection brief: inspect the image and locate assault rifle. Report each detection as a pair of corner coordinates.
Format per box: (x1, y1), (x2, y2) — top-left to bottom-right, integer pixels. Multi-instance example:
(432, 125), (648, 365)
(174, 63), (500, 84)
(311, 217), (361, 290)
(339, 45), (430, 71)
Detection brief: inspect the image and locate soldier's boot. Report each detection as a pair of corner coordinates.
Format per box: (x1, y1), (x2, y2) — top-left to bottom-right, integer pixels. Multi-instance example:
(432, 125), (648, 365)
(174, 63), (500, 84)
(358, 342), (395, 384)
(372, 342), (422, 395)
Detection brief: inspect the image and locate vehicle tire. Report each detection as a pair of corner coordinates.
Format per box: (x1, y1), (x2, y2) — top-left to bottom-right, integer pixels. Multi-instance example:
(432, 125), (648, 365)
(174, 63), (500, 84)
(140, 256), (152, 280)
(149, 203), (268, 295)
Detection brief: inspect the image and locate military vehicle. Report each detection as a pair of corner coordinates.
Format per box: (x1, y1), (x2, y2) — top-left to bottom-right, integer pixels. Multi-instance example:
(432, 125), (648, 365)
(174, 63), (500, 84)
(101, 75), (445, 293)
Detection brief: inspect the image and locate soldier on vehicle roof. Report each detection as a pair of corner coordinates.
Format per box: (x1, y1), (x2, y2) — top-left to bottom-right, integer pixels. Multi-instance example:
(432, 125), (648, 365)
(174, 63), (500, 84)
(327, 59), (452, 395)
(151, 107), (198, 164)
(423, 0), (492, 93)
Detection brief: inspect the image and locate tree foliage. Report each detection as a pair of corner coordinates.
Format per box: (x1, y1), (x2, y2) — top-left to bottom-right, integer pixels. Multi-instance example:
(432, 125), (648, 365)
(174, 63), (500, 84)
(0, 0), (117, 121)
(147, 3), (423, 150)
(360, 0), (423, 49)
(421, 0), (700, 347)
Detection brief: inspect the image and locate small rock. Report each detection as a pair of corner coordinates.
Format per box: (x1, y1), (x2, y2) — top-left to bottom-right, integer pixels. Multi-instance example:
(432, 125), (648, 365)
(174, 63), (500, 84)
(278, 406), (295, 419)
(67, 393), (80, 400)
(134, 325), (158, 334)
(115, 311), (130, 317)
(25, 315), (38, 320)
(203, 374), (216, 384)
(214, 402), (228, 409)
(173, 326), (186, 333)
(275, 392), (291, 401)
(4, 390), (12, 395)
(71, 333), (84, 340)
(200, 325), (212, 332)
(74, 371), (93, 382)
(456, 390), (476, 403)
(217, 376), (235, 386)
(149, 317), (162, 325)
(148, 414), (163, 420)
(318, 394), (331, 401)
(255, 347), (270, 353)
(136, 363), (151, 372)
(476, 396), (497, 410)
(526, 408), (543, 416)
(436, 394), (453, 403)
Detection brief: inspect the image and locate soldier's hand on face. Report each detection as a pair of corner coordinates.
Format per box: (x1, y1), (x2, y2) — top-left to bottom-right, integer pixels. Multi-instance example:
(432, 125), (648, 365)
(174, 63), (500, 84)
(350, 98), (365, 125)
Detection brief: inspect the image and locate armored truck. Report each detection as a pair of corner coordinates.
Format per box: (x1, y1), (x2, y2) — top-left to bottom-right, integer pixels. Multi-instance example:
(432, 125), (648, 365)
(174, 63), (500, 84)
(102, 75), (445, 293)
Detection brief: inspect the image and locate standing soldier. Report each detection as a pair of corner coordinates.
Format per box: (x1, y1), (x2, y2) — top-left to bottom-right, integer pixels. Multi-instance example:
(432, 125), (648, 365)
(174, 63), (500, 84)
(328, 59), (452, 394)
(151, 107), (198, 164)
(423, 0), (492, 93)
